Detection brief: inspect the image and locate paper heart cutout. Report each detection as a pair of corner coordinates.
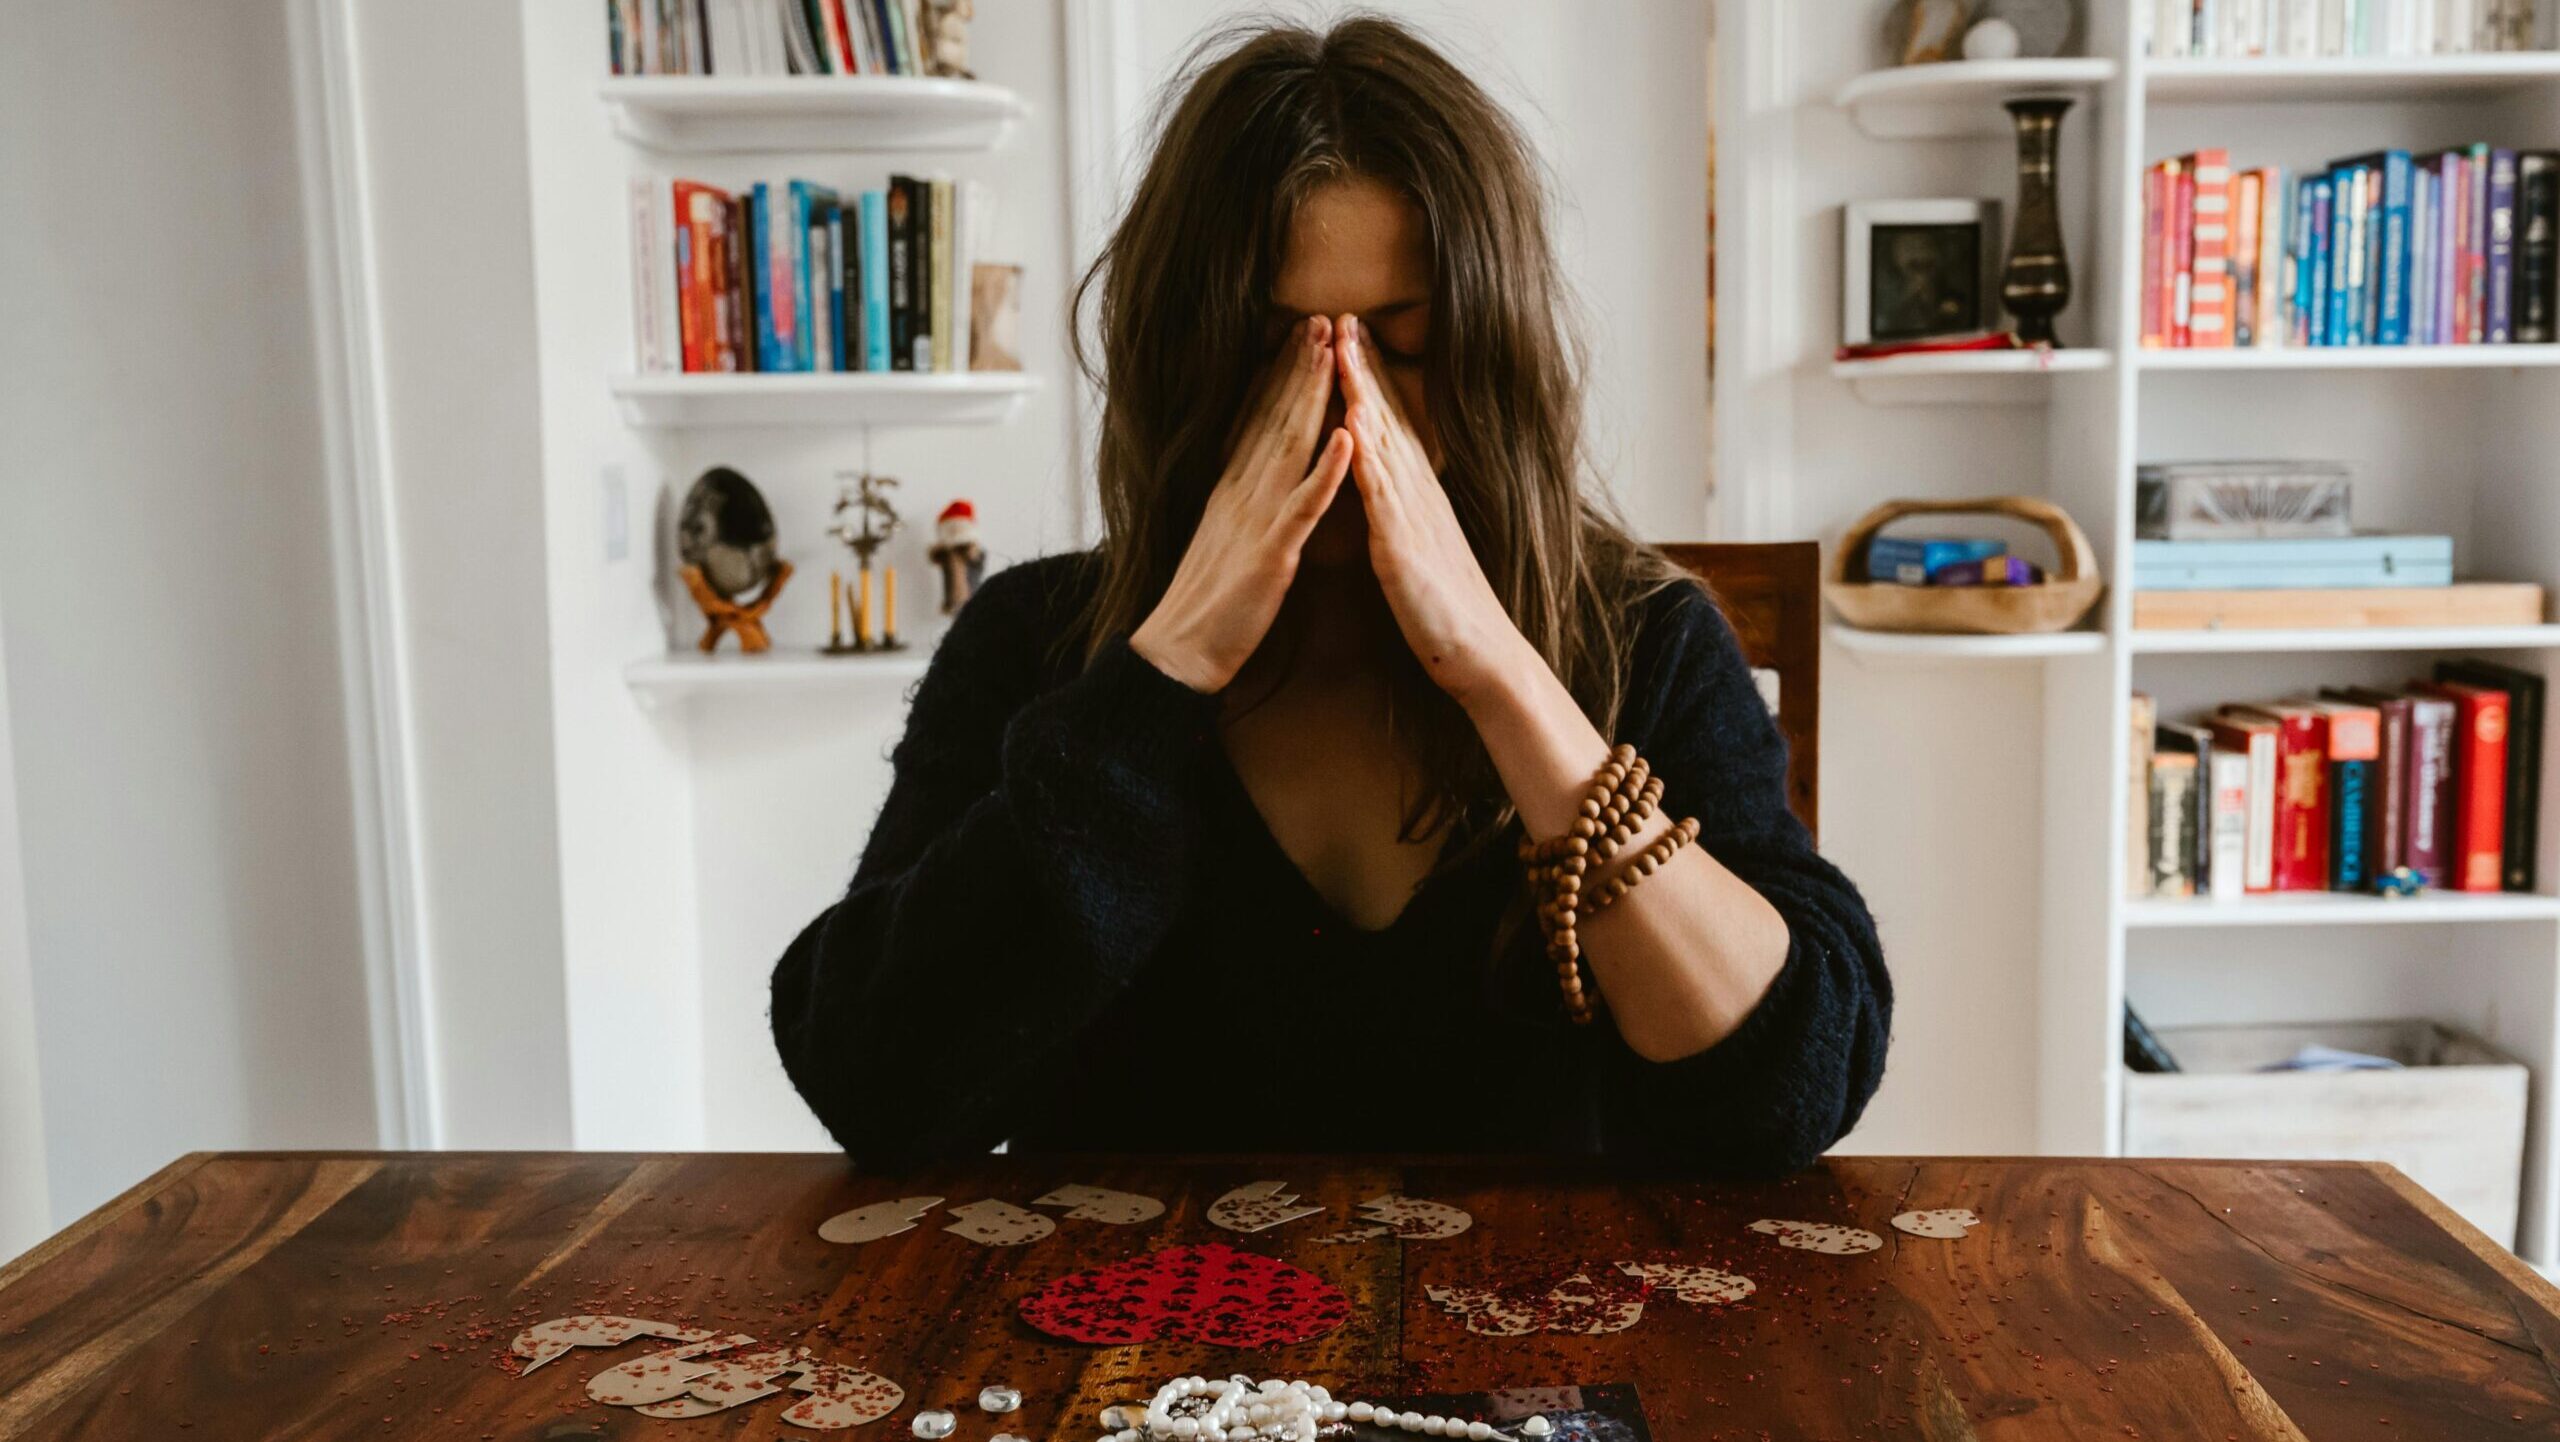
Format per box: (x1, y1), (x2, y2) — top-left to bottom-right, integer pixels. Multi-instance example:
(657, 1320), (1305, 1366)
(1017, 1242), (1351, 1348)
(1207, 1180), (1325, 1234)
(1425, 1267), (1649, 1337)
(1320, 1193), (1473, 1243)
(509, 1315), (717, 1373)
(1891, 1207), (1981, 1240)
(1616, 1260), (1755, 1305)
(1748, 1218), (1883, 1255)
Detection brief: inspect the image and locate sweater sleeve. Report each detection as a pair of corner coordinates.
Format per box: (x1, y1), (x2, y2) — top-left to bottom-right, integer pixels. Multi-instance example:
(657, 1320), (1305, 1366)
(1591, 580), (1893, 1174)
(769, 559), (1222, 1168)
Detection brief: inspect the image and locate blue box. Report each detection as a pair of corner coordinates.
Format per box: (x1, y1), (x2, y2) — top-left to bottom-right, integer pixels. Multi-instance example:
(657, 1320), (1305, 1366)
(1867, 537), (2008, 586)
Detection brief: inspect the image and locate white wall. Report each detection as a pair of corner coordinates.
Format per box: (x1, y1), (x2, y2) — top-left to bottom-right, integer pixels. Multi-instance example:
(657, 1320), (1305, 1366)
(343, 0), (574, 1149)
(0, 615), (51, 1256)
(0, 0), (380, 1219)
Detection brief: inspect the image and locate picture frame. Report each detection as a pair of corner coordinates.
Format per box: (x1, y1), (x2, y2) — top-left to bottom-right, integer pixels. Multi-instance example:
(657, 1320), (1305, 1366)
(1843, 199), (2004, 346)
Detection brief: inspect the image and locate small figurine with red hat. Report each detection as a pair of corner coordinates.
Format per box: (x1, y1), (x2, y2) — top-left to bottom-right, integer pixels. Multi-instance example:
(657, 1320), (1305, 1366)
(928, 499), (987, 615)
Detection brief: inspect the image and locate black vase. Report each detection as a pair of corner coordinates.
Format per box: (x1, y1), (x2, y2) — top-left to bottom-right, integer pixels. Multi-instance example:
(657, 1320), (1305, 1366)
(2001, 97), (2075, 347)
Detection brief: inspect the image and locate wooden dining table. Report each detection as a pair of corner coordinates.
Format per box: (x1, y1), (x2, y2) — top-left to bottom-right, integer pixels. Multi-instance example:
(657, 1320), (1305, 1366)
(2, 1151), (2557, 1439)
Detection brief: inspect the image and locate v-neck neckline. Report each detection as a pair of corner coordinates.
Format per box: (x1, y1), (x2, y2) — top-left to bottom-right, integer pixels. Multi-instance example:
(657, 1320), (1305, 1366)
(1206, 743), (1458, 940)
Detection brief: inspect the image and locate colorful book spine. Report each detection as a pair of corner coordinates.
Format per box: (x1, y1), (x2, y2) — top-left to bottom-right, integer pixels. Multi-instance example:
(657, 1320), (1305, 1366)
(2435, 659), (2545, 892)
(629, 176), (680, 374)
(2208, 749), (2250, 900)
(2306, 176), (2334, 347)
(789, 181), (838, 372)
(2173, 162), (2197, 347)
(2517, 151), (2559, 343)
(2190, 149), (2236, 347)
(2130, 693), (2157, 899)
(828, 203), (854, 372)
(807, 203), (836, 373)
(2143, 163), (2170, 347)
(2234, 168), (2264, 347)
(2425, 680), (2513, 891)
(859, 189), (891, 372)
(886, 176), (916, 371)
(2467, 143), (2491, 344)
(2149, 750), (2200, 899)
(2238, 705), (2331, 890)
(2488, 148), (2519, 343)
(2210, 712), (2279, 893)
(2315, 701), (2382, 891)
(725, 193), (756, 373)
(2403, 690), (2458, 886)
(752, 182), (787, 371)
(929, 177), (955, 372)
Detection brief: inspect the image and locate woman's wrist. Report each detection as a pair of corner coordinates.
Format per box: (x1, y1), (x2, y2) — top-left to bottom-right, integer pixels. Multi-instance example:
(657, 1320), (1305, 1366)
(1128, 617), (1228, 695)
(1457, 636), (1619, 839)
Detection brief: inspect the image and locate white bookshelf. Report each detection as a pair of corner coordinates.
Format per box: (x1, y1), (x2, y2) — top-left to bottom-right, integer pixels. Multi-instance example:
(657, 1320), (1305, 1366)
(600, 75), (1027, 153)
(609, 371), (1039, 428)
(624, 650), (932, 708)
(1822, 5), (2560, 1264)
(1834, 58), (2120, 139)
(1830, 347), (2113, 405)
(1829, 623), (2108, 660)
(601, 73), (1036, 688)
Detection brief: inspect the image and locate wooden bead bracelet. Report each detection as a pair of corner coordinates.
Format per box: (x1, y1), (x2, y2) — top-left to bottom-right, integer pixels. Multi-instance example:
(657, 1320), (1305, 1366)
(1517, 745), (1697, 1024)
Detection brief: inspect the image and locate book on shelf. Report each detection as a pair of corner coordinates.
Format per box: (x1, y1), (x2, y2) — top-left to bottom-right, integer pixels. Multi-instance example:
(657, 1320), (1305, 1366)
(2434, 658), (2545, 889)
(2138, 663), (2543, 902)
(2416, 678), (2513, 889)
(2147, 0), (2544, 57)
(608, 0), (953, 78)
(632, 173), (995, 376)
(2143, 140), (2558, 351)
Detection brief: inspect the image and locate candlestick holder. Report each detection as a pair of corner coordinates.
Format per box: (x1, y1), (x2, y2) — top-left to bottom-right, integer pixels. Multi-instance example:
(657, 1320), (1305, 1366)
(824, 472), (908, 656)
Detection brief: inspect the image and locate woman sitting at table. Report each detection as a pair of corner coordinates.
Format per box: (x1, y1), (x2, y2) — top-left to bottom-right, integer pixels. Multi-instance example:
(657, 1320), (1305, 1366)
(771, 16), (1890, 1174)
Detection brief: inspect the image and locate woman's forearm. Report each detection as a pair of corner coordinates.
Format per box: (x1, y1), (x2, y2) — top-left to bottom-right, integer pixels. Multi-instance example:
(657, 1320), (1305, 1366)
(1457, 638), (1793, 1063)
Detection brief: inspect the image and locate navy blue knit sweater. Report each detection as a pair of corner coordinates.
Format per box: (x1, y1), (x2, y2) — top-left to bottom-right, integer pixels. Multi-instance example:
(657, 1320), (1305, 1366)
(771, 552), (1891, 1174)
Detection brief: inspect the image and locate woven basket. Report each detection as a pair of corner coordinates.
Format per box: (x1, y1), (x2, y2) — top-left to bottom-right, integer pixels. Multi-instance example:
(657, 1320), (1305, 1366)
(1824, 495), (2104, 636)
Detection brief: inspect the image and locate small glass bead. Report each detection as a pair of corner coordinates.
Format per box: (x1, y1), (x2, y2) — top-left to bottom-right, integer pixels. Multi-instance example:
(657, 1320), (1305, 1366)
(912, 1411), (958, 1439)
(980, 1385), (1022, 1413)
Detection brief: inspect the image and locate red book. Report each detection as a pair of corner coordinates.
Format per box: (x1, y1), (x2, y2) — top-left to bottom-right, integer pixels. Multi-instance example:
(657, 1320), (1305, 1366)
(2229, 704), (2328, 890)
(2418, 681), (2511, 892)
(2142, 163), (2169, 348)
(2208, 711), (2280, 893)
(671, 180), (734, 373)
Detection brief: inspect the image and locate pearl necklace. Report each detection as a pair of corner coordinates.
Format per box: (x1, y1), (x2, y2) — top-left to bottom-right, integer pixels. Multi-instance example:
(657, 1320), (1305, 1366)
(1093, 1376), (1551, 1442)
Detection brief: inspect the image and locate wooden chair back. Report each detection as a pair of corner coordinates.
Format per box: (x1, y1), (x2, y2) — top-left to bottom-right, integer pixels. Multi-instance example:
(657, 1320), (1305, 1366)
(1658, 542), (1821, 841)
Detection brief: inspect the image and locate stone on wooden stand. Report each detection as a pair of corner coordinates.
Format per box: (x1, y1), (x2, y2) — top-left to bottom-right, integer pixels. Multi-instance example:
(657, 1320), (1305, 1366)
(681, 560), (793, 654)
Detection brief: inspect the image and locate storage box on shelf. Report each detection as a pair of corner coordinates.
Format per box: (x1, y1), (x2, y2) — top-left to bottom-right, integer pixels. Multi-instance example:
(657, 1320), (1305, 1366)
(2122, 1019), (2529, 1247)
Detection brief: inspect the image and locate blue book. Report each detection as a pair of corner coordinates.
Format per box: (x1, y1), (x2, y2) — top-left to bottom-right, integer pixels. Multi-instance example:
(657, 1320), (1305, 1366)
(2288, 175), (2318, 345)
(2328, 165), (2359, 345)
(788, 181), (839, 372)
(2341, 149), (2414, 345)
(859, 190), (892, 372)
(2305, 177), (2333, 346)
(826, 203), (851, 372)
(752, 183), (782, 371)
(2489, 147), (2520, 343)
(2330, 758), (2372, 891)
(2132, 534), (2456, 590)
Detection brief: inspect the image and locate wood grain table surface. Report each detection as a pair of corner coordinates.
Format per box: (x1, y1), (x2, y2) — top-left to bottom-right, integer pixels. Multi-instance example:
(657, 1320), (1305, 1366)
(3, 1152), (2557, 1440)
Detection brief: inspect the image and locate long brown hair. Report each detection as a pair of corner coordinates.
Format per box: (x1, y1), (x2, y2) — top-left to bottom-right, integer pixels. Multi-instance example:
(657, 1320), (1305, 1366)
(1072, 13), (1685, 845)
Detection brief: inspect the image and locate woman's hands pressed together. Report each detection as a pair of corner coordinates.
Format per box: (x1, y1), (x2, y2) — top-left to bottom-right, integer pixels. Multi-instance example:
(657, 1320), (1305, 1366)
(1129, 315), (1355, 694)
(1333, 313), (1528, 709)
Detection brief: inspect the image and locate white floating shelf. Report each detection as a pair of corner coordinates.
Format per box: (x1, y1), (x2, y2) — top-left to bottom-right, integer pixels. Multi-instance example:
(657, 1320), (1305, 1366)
(1834, 58), (2120, 139)
(2141, 343), (2560, 372)
(609, 371), (1038, 428)
(2126, 892), (2560, 928)
(2145, 53), (2560, 104)
(626, 650), (931, 708)
(1830, 623), (2108, 660)
(1831, 348), (2112, 405)
(2131, 623), (2560, 654)
(600, 76), (1027, 154)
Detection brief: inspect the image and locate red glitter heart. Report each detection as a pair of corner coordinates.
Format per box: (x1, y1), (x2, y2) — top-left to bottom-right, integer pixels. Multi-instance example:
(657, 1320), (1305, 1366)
(1017, 1242), (1351, 1348)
